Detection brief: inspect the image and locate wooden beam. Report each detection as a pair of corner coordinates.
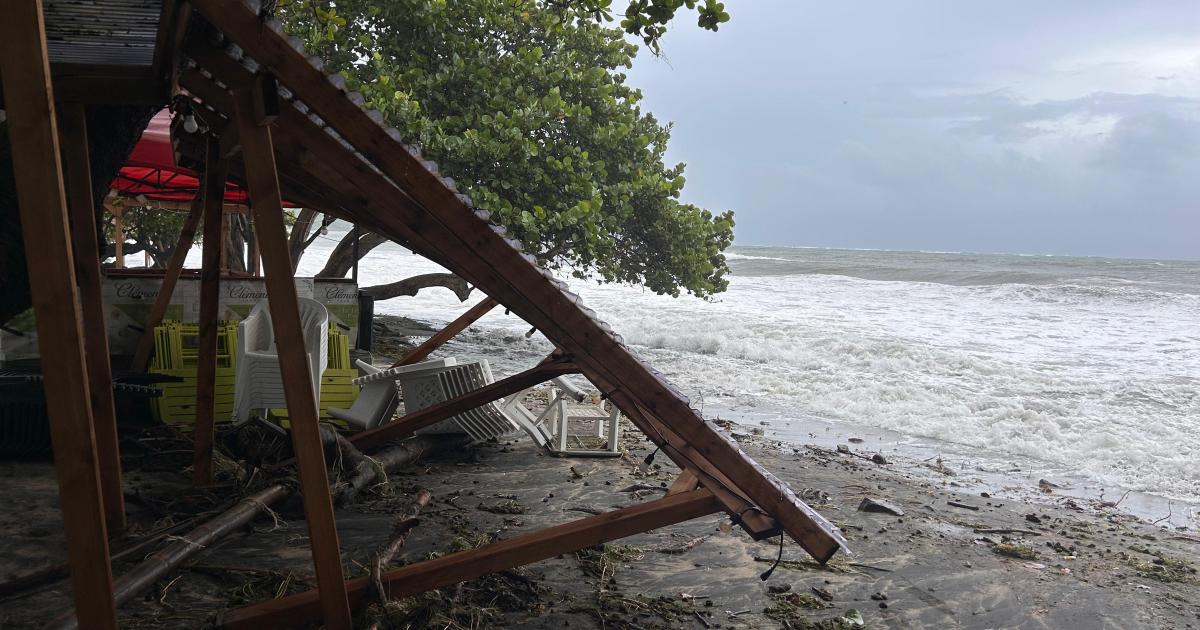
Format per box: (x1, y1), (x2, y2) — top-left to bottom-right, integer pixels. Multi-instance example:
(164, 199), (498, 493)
(59, 101), (126, 532)
(152, 0), (192, 84)
(391, 297), (498, 367)
(51, 64), (169, 105)
(128, 194), (204, 371)
(667, 469), (700, 496)
(232, 86), (352, 630)
(349, 357), (579, 451)
(220, 487), (721, 629)
(0, 3), (118, 627)
(182, 6), (848, 563)
(191, 135), (227, 486)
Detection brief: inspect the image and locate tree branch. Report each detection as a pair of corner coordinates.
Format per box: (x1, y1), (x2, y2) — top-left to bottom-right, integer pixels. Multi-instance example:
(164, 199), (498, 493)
(362, 273), (472, 302)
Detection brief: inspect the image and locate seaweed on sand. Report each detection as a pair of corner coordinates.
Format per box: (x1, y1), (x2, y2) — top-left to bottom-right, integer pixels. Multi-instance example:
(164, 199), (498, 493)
(370, 569), (545, 629)
(1121, 547), (1197, 584)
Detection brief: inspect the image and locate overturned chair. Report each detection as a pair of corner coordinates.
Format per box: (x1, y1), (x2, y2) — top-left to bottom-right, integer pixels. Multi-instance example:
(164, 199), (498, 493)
(231, 298), (329, 423)
(503, 376), (623, 457)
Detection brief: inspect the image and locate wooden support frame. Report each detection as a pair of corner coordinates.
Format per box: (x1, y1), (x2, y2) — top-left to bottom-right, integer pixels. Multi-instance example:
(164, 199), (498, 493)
(390, 296), (498, 367)
(180, 6), (847, 563)
(59, 101), (127, 531)
(220, 487), (723, 629)
(349, 356), (579, 451)
(129, 194), (205, 371)
(232, 85), (353, 630)
(192, 135), (228, 486)
(0, 2), (118, 627)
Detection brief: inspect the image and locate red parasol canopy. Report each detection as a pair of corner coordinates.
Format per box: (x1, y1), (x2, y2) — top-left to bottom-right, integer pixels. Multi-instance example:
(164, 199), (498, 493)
(113, 109), (294, 207)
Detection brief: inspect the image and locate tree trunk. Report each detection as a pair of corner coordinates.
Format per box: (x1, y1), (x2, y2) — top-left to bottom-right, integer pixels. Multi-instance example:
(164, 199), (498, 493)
(363, 273), (472, 302)
(316, 230), (387, 279)
(287, 207), (318, 270)
(0, 103), (158, 323)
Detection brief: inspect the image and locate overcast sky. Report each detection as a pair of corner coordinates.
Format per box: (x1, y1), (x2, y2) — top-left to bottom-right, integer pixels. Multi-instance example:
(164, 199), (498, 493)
(626, 1), (1200, 260)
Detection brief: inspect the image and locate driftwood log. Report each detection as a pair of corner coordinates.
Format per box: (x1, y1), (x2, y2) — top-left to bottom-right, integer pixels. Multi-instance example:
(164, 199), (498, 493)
(49, 434), (467, 628)
(366, 489), (433, 630)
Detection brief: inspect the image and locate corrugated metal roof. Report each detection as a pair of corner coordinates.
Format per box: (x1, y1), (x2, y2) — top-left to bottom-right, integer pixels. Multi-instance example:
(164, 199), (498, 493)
(43, 0), (162, 66)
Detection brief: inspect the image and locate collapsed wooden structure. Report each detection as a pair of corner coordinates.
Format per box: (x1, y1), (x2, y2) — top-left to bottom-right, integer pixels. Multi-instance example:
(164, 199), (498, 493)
(0, 0), (848, 627)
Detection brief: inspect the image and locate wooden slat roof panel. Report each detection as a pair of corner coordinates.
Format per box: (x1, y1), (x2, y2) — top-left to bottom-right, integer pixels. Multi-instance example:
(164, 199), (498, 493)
(43, 0), (161, 66)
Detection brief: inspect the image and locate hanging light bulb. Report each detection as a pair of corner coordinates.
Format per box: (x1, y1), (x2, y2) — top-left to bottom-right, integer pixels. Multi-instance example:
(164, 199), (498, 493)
(320, 227), (330, 235)
(183, 113), (199, 133)
(0, 109), (7, 124)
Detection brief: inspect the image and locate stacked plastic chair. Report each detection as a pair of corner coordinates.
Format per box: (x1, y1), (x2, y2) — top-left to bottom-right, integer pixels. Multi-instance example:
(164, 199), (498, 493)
(231, 298), (329, 422)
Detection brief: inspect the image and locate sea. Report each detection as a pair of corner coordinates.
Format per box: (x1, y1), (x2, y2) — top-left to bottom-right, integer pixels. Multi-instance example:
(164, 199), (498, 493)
(293, 238), (1200, 523)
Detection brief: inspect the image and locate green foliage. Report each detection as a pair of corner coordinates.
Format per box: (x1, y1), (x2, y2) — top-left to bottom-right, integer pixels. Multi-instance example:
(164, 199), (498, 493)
(279, 0), (733, 297)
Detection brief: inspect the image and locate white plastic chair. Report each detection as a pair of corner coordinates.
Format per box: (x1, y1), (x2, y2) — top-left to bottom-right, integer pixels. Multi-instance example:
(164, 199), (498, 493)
(504, 377), (623, 457)
(390, 359), (523, 443)
(326, 358), (456, 431)
(231, 298), (328, 423)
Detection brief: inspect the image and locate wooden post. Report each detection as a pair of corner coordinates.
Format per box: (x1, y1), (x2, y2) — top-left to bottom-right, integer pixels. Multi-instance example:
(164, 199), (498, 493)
(129, 194), (204, 371)
(390, 297), (498, 367)
(220, 487), (722, 629)
(219, 211), (231, 273)
(233, 86), (352, 630)
(192, 136), (228, 486)
(350, 357), (578, 451)
(0, 2), (118, 627)
(112, 204), (125, 268)
(58, 101), (127, 531)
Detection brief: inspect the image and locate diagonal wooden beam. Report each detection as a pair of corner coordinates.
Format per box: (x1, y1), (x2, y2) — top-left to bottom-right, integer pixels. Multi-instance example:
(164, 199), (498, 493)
(129, 193), (204, 371)
(349, 356), (579, 451)
(391, 297), (498, 367)
(232, 86), (352, 630)
(59, 101), (126, 532)
(180, 25), (846, 562)
(191, 135), (228, 486)
(0, 2), (118, 627)
(219, 487), (722, 629)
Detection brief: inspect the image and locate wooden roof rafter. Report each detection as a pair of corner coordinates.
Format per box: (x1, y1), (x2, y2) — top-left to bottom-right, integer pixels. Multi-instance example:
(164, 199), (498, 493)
(175, 1), (847, 613)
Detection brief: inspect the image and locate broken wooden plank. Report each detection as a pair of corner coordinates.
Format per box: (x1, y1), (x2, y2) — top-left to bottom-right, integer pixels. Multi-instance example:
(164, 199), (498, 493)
(219, 487), (723, 629)
(392, 296), (499, 367)
(129, 193), (204, 371)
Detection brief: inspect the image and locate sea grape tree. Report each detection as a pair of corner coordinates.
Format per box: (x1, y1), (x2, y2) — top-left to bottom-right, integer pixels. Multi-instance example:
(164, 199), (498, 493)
(281, 0), (734, 298)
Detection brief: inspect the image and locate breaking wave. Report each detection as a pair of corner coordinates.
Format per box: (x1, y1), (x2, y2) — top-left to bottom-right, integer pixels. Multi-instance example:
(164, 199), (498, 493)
(300, 240), (1200, 503)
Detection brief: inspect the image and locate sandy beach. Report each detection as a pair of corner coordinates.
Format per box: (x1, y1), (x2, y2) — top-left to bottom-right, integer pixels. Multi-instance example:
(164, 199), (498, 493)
(1, 353), (1196, 629)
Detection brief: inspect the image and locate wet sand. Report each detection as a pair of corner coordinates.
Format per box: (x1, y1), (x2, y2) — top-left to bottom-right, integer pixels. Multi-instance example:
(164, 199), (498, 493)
(1, 416), (1197, 629)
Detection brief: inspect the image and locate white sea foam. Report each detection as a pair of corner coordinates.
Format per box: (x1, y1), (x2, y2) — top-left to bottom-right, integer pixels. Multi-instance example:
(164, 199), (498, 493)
(296, 239), (1200, 502)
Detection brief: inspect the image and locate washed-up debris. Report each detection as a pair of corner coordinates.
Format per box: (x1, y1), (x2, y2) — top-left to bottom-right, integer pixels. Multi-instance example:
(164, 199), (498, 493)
(619, 483), (666, 493)
(948, 500), (980, 511)
(871, 453), (889, 465)
(657, 535), (708, 555)
(811, 586), (834, 601)
(477, 499), (526, 514)
(859, 497), (905, 516)
(993, 543), (1040, 560)
(848, 437), (864, 443)
(973, 528), (1041, 536)
(800, 488), (832, 504)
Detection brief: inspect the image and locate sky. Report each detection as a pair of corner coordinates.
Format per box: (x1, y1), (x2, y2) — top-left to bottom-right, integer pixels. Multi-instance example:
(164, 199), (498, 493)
(625, 1), (1200, 260)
